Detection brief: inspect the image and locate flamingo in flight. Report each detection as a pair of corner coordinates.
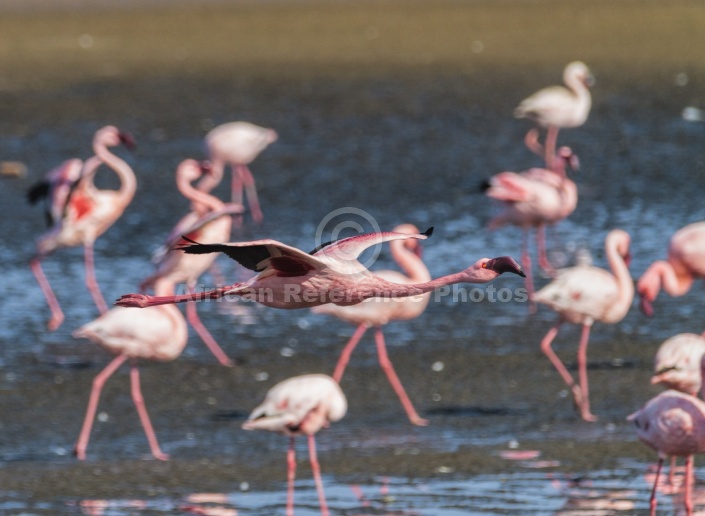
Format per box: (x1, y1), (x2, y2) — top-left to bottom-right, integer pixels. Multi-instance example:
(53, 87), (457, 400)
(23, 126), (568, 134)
(140, 159), (244, 367)
(637, 222), (705, 317)
(200, 121), (278, 224)
(482, 142), (579, 307)
(533, 229), (633, 422)
(242, 374), (347, 516)
(28, 125), (136, 330)
(115, 227), (525, 310)
(72, 281), (187, 461)
(311, 224), (432, 426)
(629, 387), (705, 516)
(514, 61), (593, 171)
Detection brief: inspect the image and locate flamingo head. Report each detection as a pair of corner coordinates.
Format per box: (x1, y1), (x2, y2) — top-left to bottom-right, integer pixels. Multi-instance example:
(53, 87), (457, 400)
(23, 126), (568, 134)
(557, 147), (580, 172)
(565, 61), (594, 88)
(636, 267), (659, 318)
(118, 131), (136, 151)
(481, 256), (526, 278)
(199, 160), (213, 176)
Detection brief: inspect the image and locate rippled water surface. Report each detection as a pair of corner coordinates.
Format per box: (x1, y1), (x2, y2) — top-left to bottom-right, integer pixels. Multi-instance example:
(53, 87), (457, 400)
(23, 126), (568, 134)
(1, 1), (705, 514)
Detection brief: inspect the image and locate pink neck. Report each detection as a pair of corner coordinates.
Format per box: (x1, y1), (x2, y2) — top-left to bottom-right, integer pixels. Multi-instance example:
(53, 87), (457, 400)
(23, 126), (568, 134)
(603, 234), (634, 321)
(645, 260), (694, 297)
(390, 240), (431, 283)
(178, 173), (224, 214)
(93, 134), (136, 206)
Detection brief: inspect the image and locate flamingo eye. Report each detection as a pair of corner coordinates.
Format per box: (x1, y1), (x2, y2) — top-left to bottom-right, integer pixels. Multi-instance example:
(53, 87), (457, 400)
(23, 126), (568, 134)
(482, 262), (487, 269)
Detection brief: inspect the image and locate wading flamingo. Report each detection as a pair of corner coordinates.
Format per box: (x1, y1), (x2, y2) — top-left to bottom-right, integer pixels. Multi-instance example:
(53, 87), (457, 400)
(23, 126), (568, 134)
(29, 126), (136, 330)
(483, 145), (579, 307)
(72, 281), (187, 461)
(514, 61), (593, 171)
(629, 388), (705, 516)
(140, 159), (244, 367)
(242, 374), (347, 516)
(311, 224), (432, 426)
(638, 222), (705, 317)
(115, 228), (525, 310)
(200, 121), (278, 224)
(533, 229), (633, 422)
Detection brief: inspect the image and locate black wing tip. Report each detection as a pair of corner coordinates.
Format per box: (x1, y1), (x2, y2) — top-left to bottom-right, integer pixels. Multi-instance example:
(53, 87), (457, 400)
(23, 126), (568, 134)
(478, 179), (492, 193)
(423, 227), (434, 237)
(27, 181), (50, 204)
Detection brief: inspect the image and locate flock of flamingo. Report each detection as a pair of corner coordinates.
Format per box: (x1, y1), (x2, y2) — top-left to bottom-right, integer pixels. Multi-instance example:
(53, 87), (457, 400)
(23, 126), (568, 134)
(25, 62), (705, 515)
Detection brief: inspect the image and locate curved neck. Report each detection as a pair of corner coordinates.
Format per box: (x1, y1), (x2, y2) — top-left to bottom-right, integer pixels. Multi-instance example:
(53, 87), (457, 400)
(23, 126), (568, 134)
(647, 260), (694, 297)
(93, 136), (136, 206)
(390, 240), (431, 283)
(565, 72), (591, 107)
(178, 173), (224, 214)
(604, 237), (634, 318)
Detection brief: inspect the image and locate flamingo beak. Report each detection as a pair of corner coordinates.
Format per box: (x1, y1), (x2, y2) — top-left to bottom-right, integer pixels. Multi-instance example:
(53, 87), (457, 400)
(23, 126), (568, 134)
(199, 160), (213, 176)
(624, 252), (632, 268)
(584, 73), (596, 88)
(486, 256), (526, 277)
(640, 295), (654, 317)
(118, 131), (137, 151)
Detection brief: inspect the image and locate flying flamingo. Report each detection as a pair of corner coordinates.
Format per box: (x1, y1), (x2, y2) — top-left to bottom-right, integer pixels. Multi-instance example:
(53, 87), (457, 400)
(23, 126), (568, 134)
(115, 227), (525, 310)
(140, 159), (245, 367)
(533, 229), (633, 422)
(514, 61), (593, 171)
(637, 222), (705, 317)
(200, 121), (278, 224)
(629, 388), (705, 516)
(242, 374), (347, 516)
(72, 281), (187, 461)
(483, 145), (579, 307)
(311, 224), (432, 426)
(29, 125), (136, 330)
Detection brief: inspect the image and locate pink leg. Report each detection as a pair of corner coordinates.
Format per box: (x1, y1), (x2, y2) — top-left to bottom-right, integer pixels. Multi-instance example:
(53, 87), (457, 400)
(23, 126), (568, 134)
(308, 434), (329, 516)
(375, 329), (429, 426)
(237, 165), (263, 224)
(286, 436), (296, 516)
(522, 231), (536, 314)
(685, 455), (694, 515)
(669, 456), (677, 485)
(540, 322), (586, 417)
(650, 457), (663, 516)
(75, 354), (129, 460)
(186, 284), (234, 367)
(576, 324), (598, 422)
(536, 225), (554, 274)
(129, 361), (169, 460)
(332, 324), (368, 383)
(545, 125), (559, 171)
(230, 165), (244, 229)
(116, 286), (234, 308)
(84, 243), (108, 314)
(30, 257), (64, 331)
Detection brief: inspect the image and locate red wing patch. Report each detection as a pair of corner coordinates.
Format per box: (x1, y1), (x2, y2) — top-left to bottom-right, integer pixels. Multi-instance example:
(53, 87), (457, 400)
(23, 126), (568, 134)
(270, 256), (316, 278)
(70, 194), (93, 220)
(571, 291), (582, 301)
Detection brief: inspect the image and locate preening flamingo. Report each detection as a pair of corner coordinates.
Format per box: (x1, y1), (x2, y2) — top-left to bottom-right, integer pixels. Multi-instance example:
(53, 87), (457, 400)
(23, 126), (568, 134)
(311, 224), (432, 426)
(652, 333), (705, 396)
(115, 227), (525, 310)
(140, 159), (244, 367)
(629, 387), (705, 516)
(201, 121), (278, 224)
(514, 61), (593, 170)
(72, 282), (187, 461)
(483, 145), (579, 306)
(242, 374), (347, 516)
(533, 229), (633, 422)
(637, 222), (705, 317)
(29, 125), (136, 330)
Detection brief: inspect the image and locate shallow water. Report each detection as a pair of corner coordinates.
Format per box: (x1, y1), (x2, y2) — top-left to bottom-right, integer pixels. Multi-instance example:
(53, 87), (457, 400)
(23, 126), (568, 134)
(1, 1), (705, 514)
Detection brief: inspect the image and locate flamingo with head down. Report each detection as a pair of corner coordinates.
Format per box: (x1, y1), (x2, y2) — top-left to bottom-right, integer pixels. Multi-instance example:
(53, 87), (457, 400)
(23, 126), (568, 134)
(242, 374), (347, 516)
(514, 61), (593, 171)
(311, 223), (432, 426)
(533, 229), (633, 422)
(28, 126), (136, 330)
(140, 159), (244, 367)
(638, 222), (705, 317)
(115, 227), (525, 311)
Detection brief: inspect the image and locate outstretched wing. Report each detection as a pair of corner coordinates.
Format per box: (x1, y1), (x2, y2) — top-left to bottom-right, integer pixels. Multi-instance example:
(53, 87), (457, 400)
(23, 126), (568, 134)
(162, 204), (246, 251)
(312, 227), (433, 261)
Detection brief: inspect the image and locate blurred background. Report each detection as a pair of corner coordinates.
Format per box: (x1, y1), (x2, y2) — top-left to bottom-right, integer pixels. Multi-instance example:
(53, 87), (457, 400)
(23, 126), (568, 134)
(1, 0), (704, 514)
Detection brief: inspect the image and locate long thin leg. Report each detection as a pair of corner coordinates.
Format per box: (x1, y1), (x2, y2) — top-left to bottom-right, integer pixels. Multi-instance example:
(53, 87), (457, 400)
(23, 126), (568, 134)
(84, 243), (108, 314)
(685, 455), (694, 516)
(669, 456), (677, 486)
(237, 164), (263, 224)
(286, 436), (296, 516)
(375, 329), (429, 426)
(576, 323), (598, 421)
(522, 231), (536, 314)
(129, 361), (169, 460)
(30, 257), (64, 330)
(75, 354), (129, 460)
(545, 125), (559, 171)
(186, 283), (234, 367)
(116, 286), (234, 308)
(536, 224), (554, 274)
(332, 324), (368, 383)
(650, 457), (663, 516)
(308, 434), (329, 516)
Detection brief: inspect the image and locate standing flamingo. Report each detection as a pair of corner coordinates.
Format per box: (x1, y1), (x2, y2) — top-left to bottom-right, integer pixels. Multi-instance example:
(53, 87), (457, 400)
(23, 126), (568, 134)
(629, 388), (705, 516)
(140, 159), (244, 367)
(242, 374), (347, 516)
(311, 224), (432, 426)
(201, 121), (278, 224)
(637, 222), (705, 317)
(483, 145), (579, 306)
(533, 229), (633, 421)
(514, 61), (593, 170)
(115, 227), (525, 310)
(72, 281), (187, 461)
(29, 126), (136, 330)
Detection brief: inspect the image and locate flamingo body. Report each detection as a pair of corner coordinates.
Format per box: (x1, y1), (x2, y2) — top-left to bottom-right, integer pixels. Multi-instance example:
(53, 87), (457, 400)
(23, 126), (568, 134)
(652, 333), (705, 396)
